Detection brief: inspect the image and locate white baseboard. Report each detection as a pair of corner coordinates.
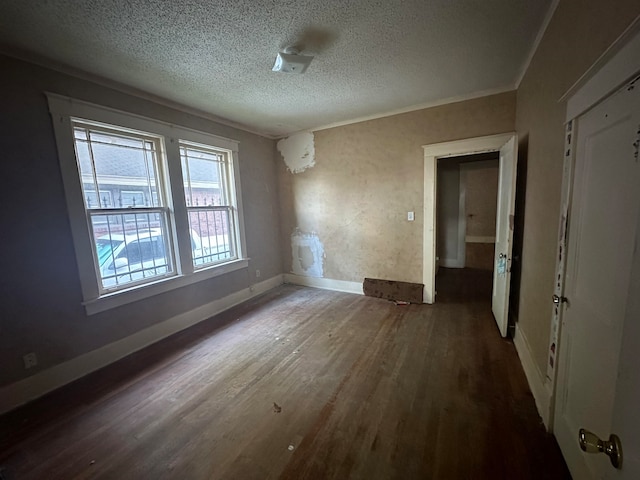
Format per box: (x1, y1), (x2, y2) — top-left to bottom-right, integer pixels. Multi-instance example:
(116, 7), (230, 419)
(283, 273), (363, 295)
(0, 274), (283, 415)
(513, 323), (553, 429)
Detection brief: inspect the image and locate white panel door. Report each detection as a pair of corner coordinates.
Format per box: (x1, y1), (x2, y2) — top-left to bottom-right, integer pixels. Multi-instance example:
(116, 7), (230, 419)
(491, 135), (518, 337)
(554, 80), (640, 479)
(608, 200), (640, 479)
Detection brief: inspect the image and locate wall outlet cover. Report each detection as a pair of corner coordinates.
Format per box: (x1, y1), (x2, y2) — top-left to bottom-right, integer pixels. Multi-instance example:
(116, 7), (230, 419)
(23, 352), (38, 369)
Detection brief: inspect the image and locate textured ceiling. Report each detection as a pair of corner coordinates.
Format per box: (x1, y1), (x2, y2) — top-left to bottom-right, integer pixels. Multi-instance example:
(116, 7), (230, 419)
(0, 0), (553, 137)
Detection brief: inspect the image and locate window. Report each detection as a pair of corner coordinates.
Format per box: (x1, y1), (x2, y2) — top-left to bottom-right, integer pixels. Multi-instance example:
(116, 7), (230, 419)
(180, 141), (237, 268)
(73, 121), (174, 291)
(48, 94), (247, 314)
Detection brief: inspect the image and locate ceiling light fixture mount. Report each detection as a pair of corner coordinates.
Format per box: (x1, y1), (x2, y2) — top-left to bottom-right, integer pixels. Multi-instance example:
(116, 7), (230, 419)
(272, 46), (314, 74)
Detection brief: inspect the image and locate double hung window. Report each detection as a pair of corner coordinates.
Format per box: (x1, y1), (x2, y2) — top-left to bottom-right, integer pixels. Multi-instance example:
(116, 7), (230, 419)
(180, 142), (237, 269)
(73, 122), (173, 290)
(48, 94), (247, 314)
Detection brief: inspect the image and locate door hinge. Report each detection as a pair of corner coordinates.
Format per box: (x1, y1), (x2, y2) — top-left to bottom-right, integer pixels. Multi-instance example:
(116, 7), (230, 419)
(552, 294), (568, 305)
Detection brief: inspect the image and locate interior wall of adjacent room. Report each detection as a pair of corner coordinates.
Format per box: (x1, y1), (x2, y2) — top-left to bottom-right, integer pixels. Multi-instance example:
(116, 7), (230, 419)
(437, 159), (462, 268)
(463, 159), (499, 271)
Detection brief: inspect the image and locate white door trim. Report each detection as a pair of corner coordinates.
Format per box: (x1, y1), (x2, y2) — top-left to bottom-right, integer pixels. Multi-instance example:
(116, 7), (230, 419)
(542, 120), (576, 432)
(422, 132), (515, 303)
(563, 16), (640, 121)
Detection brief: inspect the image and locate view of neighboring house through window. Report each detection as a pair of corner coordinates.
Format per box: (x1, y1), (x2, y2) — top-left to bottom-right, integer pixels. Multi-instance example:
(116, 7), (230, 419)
(73, 122), (174, 290)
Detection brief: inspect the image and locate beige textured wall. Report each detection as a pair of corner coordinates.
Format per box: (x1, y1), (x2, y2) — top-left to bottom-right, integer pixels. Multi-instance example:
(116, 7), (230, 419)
(464, 160), (498, 271)
(515, 2), (640, 374)
(279, 92), (516, 285)
(465, 244), (495, 271)
(464, 160), (499, 237)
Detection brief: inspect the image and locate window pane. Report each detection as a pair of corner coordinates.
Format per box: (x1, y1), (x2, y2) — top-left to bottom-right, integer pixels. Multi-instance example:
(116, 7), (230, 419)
(120, 191), (145, 208)
(90, 211), (173, 289)
(188, 208), (234, 268)
(180, 144), (224, 207)
(74, 126), (161, 209)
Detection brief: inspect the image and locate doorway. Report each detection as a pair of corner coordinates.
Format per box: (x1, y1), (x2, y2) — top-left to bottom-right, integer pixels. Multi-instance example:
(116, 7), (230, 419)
(436, 152), (499, 274)
(422, 133), (518, 337)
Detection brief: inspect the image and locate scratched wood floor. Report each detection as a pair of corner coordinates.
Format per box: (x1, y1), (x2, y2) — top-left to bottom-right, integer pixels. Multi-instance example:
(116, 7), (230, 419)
(0, 268), (570, 479)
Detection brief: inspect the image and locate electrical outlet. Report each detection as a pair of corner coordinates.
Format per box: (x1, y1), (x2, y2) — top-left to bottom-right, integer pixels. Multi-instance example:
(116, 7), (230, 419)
(23, 352), (37, 369)
(407, 211), (415, 221)
(256, 269), (261, 278)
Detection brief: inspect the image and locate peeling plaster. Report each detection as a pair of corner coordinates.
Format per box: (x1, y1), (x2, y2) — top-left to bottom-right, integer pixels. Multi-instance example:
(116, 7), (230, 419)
(291, 229), (324, 277)
(277, 131), (315, 173)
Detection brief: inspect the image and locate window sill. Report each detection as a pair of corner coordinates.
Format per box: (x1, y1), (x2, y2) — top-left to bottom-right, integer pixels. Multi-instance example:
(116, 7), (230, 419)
(83, 258), (249, 315)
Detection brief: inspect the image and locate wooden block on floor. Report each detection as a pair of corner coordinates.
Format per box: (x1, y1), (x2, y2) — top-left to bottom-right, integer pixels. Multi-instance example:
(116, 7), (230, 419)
(363, 278), (423, 303)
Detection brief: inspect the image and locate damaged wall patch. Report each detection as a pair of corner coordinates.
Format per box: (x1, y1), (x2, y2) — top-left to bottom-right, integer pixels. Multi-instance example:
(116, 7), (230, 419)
(277, 131), (315, 173)
(291, 229), (324, 277)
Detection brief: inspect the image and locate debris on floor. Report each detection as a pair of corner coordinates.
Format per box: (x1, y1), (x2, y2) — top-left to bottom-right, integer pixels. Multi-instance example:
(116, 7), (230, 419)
(273, 402), (282, 413)
(288, 444), (295, 451)
(393, 300), (410, 306)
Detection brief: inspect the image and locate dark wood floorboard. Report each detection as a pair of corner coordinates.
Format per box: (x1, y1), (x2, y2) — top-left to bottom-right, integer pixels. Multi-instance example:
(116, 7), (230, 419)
(0, 268), (570, 479)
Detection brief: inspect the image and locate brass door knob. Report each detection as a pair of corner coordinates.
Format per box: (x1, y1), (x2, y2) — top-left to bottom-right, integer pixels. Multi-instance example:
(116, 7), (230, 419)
(578, 428), (623, 469)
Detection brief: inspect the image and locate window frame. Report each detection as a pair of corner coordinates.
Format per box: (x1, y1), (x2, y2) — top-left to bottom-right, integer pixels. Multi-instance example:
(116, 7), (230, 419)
(73, 120), (176, 293)
(47, 93), (248, 315)
(180, 140), (240, 270)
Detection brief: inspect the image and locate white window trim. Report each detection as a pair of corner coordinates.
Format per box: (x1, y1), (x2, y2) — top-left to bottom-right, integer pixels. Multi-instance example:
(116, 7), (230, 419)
(47, 93), (248, 315)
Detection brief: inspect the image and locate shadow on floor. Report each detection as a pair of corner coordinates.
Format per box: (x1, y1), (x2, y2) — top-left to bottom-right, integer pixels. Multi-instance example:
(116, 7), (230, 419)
(436, 267), (493, 303)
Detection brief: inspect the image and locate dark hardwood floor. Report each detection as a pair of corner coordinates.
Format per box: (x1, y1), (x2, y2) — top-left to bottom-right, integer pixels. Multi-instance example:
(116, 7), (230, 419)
(0, 268), (570, 479)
